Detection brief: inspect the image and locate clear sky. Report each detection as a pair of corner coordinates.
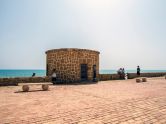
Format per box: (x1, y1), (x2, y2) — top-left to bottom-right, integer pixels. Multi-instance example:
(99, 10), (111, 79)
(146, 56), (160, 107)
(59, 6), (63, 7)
(0, 0), (166, 70)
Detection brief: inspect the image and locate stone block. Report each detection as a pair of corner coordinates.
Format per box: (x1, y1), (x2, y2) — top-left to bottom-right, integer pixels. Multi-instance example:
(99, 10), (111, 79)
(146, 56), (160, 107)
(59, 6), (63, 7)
(42, 84), (49, 91)
(142, 78), (147, 82)
(136, 78), (141, 83)
(22, 85), (29, 92)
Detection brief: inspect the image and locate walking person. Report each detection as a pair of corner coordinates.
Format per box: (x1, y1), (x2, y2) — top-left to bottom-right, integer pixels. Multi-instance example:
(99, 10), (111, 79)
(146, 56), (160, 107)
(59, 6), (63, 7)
(137, 66), (141, 76)
(52, 69), (57, 85)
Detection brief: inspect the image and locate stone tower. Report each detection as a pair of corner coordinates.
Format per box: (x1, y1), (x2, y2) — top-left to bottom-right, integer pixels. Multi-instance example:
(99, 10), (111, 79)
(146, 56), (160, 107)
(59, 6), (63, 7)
(45, 48), (100, 83)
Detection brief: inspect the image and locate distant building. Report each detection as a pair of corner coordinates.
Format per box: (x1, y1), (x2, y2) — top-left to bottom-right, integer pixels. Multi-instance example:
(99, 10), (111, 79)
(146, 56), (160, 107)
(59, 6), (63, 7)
(45, 48), (100, 83)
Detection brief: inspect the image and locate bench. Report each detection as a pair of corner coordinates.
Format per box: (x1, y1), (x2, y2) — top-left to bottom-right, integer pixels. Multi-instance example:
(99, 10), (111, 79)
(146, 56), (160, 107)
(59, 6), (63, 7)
(19, 83), (52, 92)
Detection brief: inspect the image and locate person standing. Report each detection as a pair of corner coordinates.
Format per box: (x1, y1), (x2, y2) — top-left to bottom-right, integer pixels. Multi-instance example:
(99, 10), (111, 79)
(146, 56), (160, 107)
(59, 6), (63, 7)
(32, 73), (36, 77)
(117, 68), (123, 79)
(52, 69), (57, 84)
(137, 66), (141, 76)
(122, 68), (125, 79)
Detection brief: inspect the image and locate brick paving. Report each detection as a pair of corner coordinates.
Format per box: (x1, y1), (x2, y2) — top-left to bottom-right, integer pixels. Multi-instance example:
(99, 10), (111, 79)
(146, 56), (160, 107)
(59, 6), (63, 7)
(0, 77), (166, 124)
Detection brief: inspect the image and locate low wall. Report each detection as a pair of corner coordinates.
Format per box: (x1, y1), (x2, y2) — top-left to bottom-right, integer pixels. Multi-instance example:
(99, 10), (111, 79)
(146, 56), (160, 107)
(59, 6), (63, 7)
(127, 72), (166, 79)
(99, 72), (166, 81)
(0, 77), (50, 86)
(99, 74), (120, 81)
(0, 72), (166, 86)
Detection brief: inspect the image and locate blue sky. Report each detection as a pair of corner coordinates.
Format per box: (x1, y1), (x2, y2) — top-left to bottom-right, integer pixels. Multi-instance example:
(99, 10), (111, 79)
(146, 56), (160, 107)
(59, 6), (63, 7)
(0, 0), (166, 70)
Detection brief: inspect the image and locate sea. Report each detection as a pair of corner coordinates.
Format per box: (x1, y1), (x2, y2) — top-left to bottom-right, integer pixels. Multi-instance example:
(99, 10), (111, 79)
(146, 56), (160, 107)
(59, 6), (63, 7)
(0, 69), (166, 78)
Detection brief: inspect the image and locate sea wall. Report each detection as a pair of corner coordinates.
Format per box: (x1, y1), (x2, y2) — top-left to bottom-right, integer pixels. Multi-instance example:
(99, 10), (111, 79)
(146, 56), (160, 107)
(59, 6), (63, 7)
(127, 72), (166, 79)
(99, 72), (166, 81)
(99, 74), (120, 81)
(0, 72), (166, 86)
(0, 77), (50, 86)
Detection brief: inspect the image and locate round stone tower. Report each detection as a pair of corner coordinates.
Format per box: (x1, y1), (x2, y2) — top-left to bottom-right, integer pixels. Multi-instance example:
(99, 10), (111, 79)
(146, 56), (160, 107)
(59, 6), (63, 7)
(45, 48), (100, 83)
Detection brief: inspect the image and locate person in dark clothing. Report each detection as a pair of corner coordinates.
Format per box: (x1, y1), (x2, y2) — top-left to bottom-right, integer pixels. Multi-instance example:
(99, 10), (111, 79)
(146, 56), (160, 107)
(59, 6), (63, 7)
(137, 66), (140, 76)
(32, 73), (36, 77)
(93, 65), (97, 82)
(122, 68), (125, 79)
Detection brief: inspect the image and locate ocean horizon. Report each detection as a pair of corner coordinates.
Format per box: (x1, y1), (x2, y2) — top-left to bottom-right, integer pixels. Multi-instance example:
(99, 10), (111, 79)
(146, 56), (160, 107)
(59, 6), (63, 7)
(0, 69), (166, 78)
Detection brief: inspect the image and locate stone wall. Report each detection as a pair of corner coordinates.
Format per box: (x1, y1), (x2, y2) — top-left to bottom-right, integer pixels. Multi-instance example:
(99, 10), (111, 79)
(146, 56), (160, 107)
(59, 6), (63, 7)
(0, 77), (50, 86)
(127, 72), (166, 79)
(0, 72), (166, 86)
(99, 74), (120, 81)
(46, 48), (100, 83)
(99, 72), (166, 81)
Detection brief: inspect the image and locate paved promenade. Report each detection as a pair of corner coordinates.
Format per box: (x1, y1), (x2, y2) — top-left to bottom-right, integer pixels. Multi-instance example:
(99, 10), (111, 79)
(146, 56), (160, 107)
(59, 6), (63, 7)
(0, 77), (166, 124)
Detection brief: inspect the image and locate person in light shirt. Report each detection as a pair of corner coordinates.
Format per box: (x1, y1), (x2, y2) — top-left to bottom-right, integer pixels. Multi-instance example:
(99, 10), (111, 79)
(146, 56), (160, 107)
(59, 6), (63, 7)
(52, 69), (57, 84)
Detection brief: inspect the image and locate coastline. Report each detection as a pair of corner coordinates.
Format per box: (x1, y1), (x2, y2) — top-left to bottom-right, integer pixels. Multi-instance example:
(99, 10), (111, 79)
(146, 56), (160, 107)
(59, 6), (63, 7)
(1, 69), (166, 78)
